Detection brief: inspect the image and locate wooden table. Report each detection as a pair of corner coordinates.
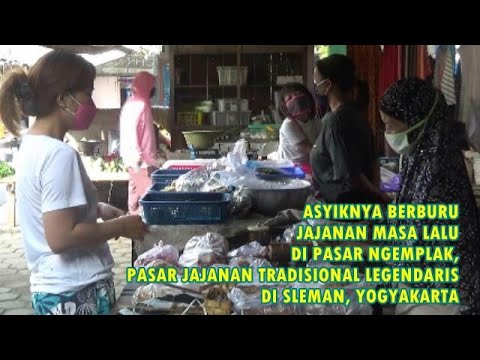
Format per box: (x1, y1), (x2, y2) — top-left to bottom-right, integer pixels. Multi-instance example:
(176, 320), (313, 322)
(111, 282), (141, 315)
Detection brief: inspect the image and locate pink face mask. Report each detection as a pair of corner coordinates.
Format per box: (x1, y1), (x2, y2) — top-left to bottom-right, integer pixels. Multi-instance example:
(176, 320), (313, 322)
(285, 94), (313, 122)
(67, 94), (97, 131)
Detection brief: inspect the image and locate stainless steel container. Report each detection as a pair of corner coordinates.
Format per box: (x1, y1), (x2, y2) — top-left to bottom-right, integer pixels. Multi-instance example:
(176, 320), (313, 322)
(243, 181), (313, 216)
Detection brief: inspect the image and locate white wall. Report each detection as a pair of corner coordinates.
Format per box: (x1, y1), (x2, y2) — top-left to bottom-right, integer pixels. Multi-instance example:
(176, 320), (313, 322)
(92, 76), (121, 109)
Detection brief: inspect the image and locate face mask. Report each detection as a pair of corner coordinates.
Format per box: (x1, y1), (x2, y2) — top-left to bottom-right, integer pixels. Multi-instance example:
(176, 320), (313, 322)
(285, 94), (313, 121)
(66, 94), (97, 131)
(384, 93), (438, 155)
(314, 79), (330, 97)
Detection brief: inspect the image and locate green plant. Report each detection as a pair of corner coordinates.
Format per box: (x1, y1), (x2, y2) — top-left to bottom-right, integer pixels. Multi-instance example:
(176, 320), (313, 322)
(314, 45), (330, 59)
(0, 161), (15, 179)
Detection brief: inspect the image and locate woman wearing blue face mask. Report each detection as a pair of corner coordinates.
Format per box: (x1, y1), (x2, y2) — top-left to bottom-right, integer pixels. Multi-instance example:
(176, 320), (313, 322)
(0, 51), (149, 315)
(380, 78), (480, 315)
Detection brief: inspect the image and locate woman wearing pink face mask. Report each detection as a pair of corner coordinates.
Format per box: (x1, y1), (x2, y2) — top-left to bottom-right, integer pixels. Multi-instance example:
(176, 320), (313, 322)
(278, 83), (321, 174)
(0, 51), (148, 315)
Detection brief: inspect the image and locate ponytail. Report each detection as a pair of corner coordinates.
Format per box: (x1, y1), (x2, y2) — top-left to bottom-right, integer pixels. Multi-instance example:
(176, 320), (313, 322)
(0, 68), (34, 136)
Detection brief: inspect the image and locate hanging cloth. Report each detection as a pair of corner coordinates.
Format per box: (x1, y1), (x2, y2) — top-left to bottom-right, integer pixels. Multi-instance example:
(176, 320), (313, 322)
(378, 45), (401, 99)
(434, 45), (457, 106)
(457, 45), (480, 151)
(417, 45), (433, 80)
(347, 45), (382, 154)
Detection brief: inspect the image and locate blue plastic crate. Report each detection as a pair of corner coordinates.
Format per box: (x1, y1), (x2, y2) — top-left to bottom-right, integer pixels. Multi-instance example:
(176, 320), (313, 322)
(147, 183), (235, 194)
(140, 192), (231, 225)
(151, 169), (190, 187)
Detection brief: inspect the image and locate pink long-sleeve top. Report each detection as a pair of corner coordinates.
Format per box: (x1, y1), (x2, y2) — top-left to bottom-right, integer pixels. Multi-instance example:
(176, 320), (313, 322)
(119, 72), (159, 169)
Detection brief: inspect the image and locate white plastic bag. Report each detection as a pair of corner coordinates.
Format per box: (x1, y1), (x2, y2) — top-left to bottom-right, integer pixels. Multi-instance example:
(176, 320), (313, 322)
(227, 241), (268, 258)
(134, 242), (180, 267)
(178, 233), (229, 267)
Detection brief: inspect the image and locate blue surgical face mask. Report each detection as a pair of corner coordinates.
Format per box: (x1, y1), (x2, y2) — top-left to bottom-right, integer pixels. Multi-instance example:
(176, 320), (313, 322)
(384, 93), (439, 155)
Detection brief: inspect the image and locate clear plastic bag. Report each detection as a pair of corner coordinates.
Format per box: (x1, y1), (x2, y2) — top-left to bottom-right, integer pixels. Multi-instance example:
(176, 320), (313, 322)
(227, 241), (268, 258)
(202, 177), (231, 193)
(228, 256), (272, 268)
(178, 233), (229, 267)
(174, 168), (210, 192)
(230, 189), (252, 218)
(145, 259), (177, 268)
(226, 139), (249, 173)
(228, 286), (296, 315)
(132, 283), (184, 305)
(297, 261), (373, 315)
(134, 242), (180, 267)
(283, 222), (309, 244)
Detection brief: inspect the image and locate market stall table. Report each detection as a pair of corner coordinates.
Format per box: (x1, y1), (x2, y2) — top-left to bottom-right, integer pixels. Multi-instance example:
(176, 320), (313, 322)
(112, 282), (141, 314)
(134, 214), (271, 257)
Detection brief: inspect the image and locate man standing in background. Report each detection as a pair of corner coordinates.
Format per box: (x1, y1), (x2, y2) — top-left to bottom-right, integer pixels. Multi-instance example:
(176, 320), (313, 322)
(120, 71), (165, 216)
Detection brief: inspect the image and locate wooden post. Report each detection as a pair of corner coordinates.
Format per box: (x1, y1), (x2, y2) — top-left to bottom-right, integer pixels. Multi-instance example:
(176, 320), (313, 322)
(236, 45), (242, 100)
(306, 45), (315, 93)
(237, 45), (243, 126)
(167, 45), (180, 151)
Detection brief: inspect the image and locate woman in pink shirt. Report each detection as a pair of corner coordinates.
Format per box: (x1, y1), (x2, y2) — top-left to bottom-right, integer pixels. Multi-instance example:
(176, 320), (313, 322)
(120, 72), (164, 215)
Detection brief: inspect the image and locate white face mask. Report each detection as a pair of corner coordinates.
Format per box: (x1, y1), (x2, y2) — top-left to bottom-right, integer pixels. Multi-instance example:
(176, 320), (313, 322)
(384, 93), (438, 155)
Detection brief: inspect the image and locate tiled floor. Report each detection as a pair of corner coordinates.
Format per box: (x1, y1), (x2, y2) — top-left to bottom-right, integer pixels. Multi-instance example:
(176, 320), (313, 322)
(0, 226), (132, 315)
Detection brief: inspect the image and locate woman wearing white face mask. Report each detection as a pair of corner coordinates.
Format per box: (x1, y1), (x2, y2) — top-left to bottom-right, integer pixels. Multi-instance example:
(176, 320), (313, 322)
(312, 54), (387, 204)
(380, 78), (480, 315)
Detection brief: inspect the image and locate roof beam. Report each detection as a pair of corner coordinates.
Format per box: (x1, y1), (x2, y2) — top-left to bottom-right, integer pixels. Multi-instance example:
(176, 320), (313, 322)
(40, 45), (133, 55)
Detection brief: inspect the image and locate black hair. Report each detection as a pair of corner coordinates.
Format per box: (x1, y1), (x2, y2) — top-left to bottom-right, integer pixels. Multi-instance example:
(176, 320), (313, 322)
(315, 54), (356, 92)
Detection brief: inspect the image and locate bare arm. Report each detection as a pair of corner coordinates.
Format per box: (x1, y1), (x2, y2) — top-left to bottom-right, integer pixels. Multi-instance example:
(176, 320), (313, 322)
(43, 208), (148, 254)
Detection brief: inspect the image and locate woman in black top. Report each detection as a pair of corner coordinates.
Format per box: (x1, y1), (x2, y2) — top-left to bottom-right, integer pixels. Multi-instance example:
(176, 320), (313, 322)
(380, 78), (480, 315)
(311, 54), (387, 204)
